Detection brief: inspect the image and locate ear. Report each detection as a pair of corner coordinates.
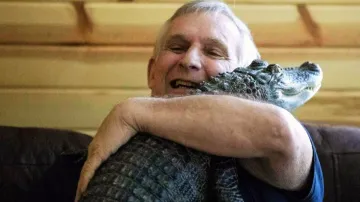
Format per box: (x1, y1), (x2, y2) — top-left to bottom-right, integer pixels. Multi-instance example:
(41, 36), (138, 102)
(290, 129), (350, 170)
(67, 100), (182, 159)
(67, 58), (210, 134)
(147, 57), (156, 89)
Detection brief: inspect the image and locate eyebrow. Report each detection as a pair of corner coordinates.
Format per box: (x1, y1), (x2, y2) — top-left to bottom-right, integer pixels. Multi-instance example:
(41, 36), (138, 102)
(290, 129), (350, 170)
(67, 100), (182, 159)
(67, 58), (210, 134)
(202, 38), (230, 60)
(202, 38), (228, 52)
(166, 34), (227, 48)
(165, 34), (189, 46)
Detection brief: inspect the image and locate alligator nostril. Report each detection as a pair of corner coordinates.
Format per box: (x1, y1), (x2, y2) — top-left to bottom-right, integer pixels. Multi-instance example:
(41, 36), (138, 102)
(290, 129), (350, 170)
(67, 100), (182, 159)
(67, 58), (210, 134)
(310, 64), (321, 72)
(301, 61), (321, 72)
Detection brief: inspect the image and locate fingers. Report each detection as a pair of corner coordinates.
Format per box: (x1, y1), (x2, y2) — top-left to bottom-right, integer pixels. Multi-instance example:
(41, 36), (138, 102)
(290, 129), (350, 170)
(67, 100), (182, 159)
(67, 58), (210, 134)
(75, 143), (108, 202)
(74, 103), (139, 202)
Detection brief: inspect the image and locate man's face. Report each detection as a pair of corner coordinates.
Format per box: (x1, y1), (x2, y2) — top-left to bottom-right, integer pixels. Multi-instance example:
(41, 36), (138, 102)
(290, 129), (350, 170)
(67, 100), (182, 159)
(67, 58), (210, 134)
(148, 12), (241, 96)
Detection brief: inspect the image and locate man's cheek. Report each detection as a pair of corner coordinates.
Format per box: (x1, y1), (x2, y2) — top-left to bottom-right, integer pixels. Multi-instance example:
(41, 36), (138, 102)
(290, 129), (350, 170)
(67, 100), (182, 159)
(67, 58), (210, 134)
(216, 61), (236, 73)
(206, 65), (227, 77)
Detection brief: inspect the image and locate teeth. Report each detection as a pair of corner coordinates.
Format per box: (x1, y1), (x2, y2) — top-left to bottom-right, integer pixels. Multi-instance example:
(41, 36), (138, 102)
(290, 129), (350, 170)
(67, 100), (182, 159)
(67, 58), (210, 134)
(175, 80), (197, 88)
(305, 87), (314, 90)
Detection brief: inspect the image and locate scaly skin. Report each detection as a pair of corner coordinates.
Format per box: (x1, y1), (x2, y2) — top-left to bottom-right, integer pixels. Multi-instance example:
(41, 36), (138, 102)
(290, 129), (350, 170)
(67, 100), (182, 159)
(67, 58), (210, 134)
(79, 59), (323, 202)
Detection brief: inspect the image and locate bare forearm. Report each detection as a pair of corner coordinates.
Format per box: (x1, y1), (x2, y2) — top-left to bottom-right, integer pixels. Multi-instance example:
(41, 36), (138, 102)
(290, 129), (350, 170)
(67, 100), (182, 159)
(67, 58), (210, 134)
(124, 94), (313, 190)
(126, 94), (289, 158)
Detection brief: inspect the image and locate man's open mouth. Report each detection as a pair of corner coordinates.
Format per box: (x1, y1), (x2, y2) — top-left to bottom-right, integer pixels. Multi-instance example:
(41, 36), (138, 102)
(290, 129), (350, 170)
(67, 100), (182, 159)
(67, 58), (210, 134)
(170, 79), (199, 89)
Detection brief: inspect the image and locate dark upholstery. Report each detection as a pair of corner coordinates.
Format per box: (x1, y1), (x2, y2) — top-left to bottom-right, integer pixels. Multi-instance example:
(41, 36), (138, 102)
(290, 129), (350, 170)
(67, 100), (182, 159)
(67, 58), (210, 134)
(303, 123), (360, 202)
(0, 123), (360, 202)
(0, 126), (92, 202)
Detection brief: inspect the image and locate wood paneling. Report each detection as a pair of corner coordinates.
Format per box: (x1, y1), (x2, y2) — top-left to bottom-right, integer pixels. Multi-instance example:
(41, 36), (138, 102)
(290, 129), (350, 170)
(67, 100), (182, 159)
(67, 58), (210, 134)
(1, 0), (360, 4)
(76, 129), (96, 137)
(83, 3), (177, 45)
(308, 5), (360, 46)
(294, 91), (360, 126)
(84, 3), (313, 46)
(83, 3), (360, 47)
(1, 2), (359, 47)
(0, 0), (116, 1)
(0, 45), (149, 88)
(1, 45), (359, 90)
(1, 45), (360, 130)
(135, 0), (360, 4)
(0, 89), (150, 129)
(1, 0), (359, 133)
(0, 89), (358, 133)
(0, 2), (82, 44)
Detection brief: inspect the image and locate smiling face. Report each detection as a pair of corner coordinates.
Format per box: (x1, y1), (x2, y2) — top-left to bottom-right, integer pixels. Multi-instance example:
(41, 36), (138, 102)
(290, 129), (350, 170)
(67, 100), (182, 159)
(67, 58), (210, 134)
(147, 12), (242, 96)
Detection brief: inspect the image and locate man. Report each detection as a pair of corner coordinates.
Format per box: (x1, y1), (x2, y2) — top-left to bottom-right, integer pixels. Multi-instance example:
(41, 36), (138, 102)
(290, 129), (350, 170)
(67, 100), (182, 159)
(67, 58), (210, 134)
(76, 0), (324, 201)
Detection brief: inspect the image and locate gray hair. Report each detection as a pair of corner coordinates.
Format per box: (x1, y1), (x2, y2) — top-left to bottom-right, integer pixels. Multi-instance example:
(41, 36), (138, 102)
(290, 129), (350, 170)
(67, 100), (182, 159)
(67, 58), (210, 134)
(152, 0), (261, 67)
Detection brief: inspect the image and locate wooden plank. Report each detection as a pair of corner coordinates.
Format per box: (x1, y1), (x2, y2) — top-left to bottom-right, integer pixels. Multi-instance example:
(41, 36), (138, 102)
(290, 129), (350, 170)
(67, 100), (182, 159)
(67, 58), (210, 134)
(84, 3), (313, 46)
(294, 91), (360, 126)
(135, 0), (360, 4)
(0, 2), (83, 44)
(84, 3), (178, 45)
(85, 3), (360, 47)
(75, 129), (96, 137)
(1, 45), (359, 90)
(1, 0), (359, 4)
(0, 89), (150, 129)
(2, 2), (359, 47)
(0, 45), (150, 88)
(0, 89), (359, 130)
(308, 5), (360, 46)
(233, 5), (314, 47)
(0, 0), (112, 1)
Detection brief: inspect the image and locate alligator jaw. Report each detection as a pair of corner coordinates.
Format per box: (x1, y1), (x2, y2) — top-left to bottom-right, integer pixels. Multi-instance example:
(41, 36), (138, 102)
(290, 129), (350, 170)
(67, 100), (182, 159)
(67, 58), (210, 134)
(281, 83), (321, 96)
(276, 83), (321, 111)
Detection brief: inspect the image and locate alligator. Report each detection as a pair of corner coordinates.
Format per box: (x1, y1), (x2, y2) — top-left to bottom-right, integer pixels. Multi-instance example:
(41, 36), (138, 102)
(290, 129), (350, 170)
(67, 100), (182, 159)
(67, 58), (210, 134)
(79, 59), (323, 202)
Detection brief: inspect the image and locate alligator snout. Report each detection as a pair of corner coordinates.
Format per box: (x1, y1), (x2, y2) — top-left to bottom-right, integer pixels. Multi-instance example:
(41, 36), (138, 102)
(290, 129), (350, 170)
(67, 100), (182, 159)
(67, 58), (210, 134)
(300, 61), (321, 73)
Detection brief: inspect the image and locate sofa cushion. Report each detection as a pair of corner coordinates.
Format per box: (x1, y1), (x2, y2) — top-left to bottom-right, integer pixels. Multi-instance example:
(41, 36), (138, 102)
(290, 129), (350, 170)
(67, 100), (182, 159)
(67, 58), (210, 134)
(303, 123), (360, 202)
(0, 126), (92, 202)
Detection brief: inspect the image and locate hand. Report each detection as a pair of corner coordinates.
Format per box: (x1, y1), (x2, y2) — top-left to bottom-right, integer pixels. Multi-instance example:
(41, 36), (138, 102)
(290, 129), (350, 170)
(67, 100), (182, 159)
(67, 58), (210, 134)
(75, 101), (138, 202)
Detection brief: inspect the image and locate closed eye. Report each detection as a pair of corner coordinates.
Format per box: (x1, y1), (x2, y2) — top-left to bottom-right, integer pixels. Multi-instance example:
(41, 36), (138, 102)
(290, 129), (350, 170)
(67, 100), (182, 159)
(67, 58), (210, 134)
(206, 49), (222, 57)
(164, 34), (190, 54)
(168, 46), (187, 54)
(203, 40), (229, 60)
(205, 49), (228, 60)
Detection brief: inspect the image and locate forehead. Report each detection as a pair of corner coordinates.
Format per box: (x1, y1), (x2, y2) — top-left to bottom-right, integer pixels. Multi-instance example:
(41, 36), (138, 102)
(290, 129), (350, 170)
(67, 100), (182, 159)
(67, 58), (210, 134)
(166, 12), (240, 46)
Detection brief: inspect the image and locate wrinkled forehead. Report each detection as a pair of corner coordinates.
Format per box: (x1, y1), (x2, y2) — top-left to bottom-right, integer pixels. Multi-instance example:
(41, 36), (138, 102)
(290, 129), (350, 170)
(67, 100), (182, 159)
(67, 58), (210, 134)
(166, 12), (241, 48)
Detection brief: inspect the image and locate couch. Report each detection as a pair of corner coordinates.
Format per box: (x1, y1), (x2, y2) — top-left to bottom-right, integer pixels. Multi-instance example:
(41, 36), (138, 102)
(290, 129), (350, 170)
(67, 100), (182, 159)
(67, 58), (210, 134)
(1, 123), (360, 202)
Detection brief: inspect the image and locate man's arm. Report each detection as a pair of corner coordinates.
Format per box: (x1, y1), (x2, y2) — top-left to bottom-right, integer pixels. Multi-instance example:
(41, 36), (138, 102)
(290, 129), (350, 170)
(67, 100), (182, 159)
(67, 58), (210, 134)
(76, 94), (313, 200)
(132, 95), (313, 190)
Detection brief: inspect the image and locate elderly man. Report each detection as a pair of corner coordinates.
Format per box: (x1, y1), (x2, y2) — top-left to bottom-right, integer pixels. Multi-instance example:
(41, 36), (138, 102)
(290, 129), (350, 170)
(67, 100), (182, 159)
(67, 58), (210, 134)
(76, 0), (324, 201)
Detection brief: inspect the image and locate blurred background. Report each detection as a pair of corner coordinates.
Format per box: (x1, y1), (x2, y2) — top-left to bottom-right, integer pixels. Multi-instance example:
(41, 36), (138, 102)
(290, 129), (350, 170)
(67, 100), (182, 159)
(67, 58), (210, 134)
(0, 0), (359, 136)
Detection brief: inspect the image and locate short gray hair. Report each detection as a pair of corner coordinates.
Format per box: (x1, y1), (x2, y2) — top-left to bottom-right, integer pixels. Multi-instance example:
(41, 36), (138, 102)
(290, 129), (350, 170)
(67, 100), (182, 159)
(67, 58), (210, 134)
(152, 0), (260, 67)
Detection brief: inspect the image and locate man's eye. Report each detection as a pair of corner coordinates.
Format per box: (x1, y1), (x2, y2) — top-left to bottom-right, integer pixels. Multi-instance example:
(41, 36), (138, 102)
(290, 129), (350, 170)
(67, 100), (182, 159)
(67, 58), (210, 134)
(168, 46), (185, 53)
(206, 50), (223, 58)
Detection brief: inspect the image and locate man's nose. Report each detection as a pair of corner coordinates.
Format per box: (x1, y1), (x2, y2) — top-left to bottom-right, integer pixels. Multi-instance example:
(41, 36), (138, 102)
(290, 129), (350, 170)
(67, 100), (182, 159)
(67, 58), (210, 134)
(180, 47), (202, 70)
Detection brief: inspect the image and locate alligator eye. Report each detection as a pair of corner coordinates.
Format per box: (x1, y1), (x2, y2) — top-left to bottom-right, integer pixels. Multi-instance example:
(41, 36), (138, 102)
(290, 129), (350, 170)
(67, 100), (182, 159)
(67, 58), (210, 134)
(249, 59), (268, 69)
(266, 64), (282, 73)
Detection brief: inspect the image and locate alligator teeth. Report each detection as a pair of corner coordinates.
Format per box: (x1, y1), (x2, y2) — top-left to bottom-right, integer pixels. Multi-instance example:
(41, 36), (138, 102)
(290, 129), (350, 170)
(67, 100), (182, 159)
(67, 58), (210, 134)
(305, 87), (314, 90)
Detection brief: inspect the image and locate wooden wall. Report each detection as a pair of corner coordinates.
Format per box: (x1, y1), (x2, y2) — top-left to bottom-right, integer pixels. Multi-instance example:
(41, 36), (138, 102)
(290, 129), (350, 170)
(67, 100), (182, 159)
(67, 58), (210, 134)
(0, 0), (359, 136)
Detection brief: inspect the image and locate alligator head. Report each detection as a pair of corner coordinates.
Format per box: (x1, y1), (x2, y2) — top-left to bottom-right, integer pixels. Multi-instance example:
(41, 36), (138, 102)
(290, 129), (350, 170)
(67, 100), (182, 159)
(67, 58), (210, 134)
(192, 59), (323, 111)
